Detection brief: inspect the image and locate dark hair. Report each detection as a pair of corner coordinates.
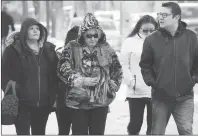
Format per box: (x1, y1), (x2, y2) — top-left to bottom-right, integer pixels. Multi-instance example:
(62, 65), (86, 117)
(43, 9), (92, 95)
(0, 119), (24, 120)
(128, 15), (158, 38)
(162, 2), (181, 21)
(64, 25), (79, 46)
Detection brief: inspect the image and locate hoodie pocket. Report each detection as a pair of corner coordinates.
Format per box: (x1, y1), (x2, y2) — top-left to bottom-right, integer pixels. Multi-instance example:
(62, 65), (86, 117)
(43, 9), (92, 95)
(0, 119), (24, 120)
(153, 66), (163, 89)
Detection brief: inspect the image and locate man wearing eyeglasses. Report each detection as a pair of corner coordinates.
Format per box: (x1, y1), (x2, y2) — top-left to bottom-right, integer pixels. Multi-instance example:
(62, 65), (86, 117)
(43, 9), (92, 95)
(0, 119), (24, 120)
(139, 2), (198, 135)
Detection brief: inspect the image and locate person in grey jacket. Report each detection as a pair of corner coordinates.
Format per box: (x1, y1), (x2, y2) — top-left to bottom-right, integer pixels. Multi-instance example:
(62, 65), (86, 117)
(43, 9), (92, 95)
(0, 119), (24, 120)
(120, 15), (158, 135)
(139, 2), (198, 135)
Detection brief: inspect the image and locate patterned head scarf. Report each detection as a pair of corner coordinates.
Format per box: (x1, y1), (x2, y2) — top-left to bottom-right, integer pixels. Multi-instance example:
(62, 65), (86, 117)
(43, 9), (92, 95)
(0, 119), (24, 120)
(78, 13), (106, 44)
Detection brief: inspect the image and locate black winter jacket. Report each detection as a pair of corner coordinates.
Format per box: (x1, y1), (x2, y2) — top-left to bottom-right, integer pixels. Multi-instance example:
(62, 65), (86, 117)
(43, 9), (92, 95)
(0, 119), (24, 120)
(139, 22), (198, 100)
(1, 18), (59, 107)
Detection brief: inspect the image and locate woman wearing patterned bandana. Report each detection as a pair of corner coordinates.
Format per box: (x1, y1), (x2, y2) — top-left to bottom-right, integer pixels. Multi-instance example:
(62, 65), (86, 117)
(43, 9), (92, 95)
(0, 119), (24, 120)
(57, 13), (123, 135)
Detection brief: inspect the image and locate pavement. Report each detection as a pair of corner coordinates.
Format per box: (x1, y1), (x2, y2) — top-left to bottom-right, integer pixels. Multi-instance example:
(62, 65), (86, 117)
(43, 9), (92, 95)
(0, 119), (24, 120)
(1, 84), (198, 135)
(105, 84), (198, 135)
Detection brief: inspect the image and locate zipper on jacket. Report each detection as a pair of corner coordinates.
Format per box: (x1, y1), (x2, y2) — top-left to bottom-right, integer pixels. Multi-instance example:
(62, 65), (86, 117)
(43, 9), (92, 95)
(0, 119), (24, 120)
(31, 48), (43, 107)
(173, 39), (179, 97)
(37, 64), (41, 107)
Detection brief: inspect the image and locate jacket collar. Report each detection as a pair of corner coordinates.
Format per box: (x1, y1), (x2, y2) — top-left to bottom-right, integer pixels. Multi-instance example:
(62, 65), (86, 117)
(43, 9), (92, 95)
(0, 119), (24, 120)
(158, 21), (187, 38)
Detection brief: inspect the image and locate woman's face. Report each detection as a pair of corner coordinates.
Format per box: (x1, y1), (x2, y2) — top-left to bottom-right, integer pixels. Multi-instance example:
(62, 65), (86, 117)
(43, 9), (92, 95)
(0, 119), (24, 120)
(83, 29), (99, 47)
(27, 25), (40, 41)
(139, 23), (156, 37)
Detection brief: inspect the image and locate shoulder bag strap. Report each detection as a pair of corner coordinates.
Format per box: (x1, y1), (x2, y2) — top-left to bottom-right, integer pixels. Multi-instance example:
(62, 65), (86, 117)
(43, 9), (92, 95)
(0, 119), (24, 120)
(4, 80), (17, 96)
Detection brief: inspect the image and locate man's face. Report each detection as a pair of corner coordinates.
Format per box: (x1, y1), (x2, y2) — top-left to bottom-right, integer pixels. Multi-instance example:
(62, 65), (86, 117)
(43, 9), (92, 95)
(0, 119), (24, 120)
(157, 7), (179, 29)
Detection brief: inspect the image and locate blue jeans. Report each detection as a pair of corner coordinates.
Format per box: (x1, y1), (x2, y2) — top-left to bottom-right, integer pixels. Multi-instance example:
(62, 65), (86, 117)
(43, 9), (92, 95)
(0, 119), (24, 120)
(151, 98), (194, 135)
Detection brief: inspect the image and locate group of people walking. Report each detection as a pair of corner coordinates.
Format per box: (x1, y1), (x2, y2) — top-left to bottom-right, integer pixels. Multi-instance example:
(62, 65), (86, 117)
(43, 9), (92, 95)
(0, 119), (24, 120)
(1, 2), (198, 135)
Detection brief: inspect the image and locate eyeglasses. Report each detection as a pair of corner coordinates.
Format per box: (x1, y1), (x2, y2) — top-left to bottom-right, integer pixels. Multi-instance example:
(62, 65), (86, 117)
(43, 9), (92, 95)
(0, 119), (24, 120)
(141, 28), (156, 34)
(157, 13), (172, 18)
(86, 34), (98, 39)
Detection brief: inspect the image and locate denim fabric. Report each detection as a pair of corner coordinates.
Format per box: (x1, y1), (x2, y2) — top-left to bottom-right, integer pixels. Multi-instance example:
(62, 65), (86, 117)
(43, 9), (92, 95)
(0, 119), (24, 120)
(151, 98), (194, 135)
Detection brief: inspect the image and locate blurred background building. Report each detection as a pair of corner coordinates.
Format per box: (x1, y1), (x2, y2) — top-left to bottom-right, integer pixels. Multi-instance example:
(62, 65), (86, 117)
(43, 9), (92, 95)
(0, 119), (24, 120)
(1, 1), (198, 52)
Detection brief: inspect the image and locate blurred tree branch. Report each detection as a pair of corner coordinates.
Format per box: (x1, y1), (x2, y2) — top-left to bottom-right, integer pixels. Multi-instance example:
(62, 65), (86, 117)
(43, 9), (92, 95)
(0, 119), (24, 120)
(22, 1), (28, 20)
(46, 1), (50, 32)
(47, 1), (63, 38)
(33, 1), (40, 21)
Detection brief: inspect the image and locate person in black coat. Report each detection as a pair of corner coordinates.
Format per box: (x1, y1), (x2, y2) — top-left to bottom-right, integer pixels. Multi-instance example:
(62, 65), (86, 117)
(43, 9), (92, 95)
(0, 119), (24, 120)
(1, 17), (58, 135)
(139, 2), (198, 135)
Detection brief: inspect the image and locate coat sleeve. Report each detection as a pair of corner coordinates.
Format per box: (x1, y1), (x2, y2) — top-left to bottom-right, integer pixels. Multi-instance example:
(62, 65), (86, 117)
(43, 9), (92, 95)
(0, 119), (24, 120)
(48, 43), (60, 106)
(57, 42), (79, 88)
(192, 33), (198, 83)
(1, 46), (16, 91)
(139, 37), (156, 87)
(120, 39), (134, 86)
(107, 43), (123, 92)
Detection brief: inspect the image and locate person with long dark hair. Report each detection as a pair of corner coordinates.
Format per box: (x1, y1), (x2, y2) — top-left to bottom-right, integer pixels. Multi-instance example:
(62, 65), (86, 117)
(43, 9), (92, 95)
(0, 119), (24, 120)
(120, 15), (158, 135)
(56, 25), (79, 135)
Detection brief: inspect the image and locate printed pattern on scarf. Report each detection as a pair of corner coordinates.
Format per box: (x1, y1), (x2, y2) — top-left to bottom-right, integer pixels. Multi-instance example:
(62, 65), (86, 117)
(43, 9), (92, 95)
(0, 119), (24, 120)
(57, 42), (123, 109)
